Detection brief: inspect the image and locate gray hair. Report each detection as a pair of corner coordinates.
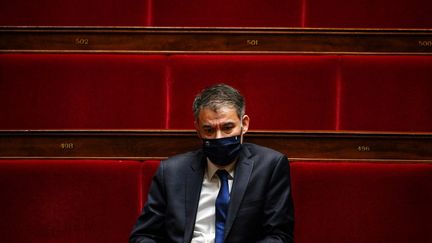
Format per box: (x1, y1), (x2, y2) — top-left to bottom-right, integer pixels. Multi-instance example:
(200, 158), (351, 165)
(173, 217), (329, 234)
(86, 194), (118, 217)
(192, 84), (245, 121)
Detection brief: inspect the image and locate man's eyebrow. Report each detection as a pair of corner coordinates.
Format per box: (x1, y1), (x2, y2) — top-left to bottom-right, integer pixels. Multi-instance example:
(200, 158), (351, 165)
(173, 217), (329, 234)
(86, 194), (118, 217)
(201, 124), (214, 129)
(201, 120), (236, 128)
(222, 121), (236, 125)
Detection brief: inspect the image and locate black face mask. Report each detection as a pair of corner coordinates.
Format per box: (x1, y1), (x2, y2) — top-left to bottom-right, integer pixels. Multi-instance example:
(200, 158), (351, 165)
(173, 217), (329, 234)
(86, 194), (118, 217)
(202, 135), (242, 166)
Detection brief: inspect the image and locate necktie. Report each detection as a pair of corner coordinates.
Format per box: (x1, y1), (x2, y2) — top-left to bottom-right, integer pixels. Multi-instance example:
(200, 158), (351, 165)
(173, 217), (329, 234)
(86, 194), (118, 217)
(215, 170), (230, 243)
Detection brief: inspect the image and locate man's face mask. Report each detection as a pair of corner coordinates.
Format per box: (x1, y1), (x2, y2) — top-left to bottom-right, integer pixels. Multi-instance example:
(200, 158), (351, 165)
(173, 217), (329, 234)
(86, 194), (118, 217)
(202, 135), (242, 166)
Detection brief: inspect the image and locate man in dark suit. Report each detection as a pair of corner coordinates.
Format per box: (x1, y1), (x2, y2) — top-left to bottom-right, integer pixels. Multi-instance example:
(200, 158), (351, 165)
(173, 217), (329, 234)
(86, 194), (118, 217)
(130, 84), (294, 242)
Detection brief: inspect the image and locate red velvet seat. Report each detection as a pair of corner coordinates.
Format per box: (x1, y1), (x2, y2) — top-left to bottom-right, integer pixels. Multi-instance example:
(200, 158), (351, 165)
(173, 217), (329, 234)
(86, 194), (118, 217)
(290, 161), (432, 243)
(304, 0), (432, 28)
(2, 0), (432, 28)
(167, 55), (339, 130)
(0, 159), (145, 243)
(140, 160), (160, 203)
(337, 56), (432, 132)
(2, 158), (430, 242)
(151, 0), (302, 27)
(0, 54), (168, 129)
(137, 159), (432, 243)
(0, 0), (151, 26)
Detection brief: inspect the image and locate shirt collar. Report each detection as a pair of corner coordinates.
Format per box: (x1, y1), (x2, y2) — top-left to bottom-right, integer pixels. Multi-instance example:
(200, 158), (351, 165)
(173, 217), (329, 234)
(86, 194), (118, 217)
(206, 158), (235, 180)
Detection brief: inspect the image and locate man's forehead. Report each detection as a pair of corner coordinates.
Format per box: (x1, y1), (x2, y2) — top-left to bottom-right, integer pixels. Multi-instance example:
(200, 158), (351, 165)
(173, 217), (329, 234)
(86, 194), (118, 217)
(199, 106), (238, 117)
(198, 107), (241, 125)
(203, 104), (236, 112)
(201, 120), (237, 126)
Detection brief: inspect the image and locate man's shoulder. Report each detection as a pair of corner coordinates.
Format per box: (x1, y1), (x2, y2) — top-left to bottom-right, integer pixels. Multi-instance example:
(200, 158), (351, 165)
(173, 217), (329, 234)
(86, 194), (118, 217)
(161, 149), (202, 168)
(166, 149), (201, 160)
(243, 142), (285, 158)
(242, 143), (290, 180)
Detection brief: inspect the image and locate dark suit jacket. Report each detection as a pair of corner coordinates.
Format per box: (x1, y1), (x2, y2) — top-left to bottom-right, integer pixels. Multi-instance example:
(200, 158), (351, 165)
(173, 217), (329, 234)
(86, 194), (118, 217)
(130, 143), (294, 243)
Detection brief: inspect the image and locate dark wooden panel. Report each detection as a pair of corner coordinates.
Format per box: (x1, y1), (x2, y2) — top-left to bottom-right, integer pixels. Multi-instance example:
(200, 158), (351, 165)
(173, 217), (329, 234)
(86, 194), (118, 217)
(1, 27), (432, 54)
(1, 130), (431, 162)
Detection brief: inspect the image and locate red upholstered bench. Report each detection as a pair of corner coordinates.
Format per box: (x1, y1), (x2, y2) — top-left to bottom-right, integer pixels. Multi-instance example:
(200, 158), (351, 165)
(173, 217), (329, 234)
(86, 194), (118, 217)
(0, 54), (168, 130)
(2, 0), (432, 28)
(0, 0), (152, 26)
(167, 55), (432, 132)
(2, 54), (432, 132)
(0, 160), (139, 242)
(1, 159), (430, 242)
(167, 55), (339, 130)
(135, 159), (432, 243)
(338, 56), (432, 132)
(151, 0), (302, 27)
(0, 159), (160, 243)
(290, 161), (432, 243)
(304, 0), (432, 28)
(136, 159), (432, 242)
(140, 160), (161, 203)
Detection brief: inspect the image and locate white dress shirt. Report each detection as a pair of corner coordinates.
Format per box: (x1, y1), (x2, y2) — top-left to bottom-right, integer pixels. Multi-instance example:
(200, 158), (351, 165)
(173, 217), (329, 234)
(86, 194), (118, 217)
(191, 160), (235, 243)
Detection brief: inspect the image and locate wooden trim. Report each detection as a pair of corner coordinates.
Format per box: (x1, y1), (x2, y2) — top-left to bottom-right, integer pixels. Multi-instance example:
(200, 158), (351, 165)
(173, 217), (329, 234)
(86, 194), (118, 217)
(1, 130), (431, 163)
(1, 27), (432, 54)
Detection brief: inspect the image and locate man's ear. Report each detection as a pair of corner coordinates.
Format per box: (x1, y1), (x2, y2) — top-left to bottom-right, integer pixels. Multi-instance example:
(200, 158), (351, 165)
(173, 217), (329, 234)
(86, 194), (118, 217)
(241, 115), (250, 134)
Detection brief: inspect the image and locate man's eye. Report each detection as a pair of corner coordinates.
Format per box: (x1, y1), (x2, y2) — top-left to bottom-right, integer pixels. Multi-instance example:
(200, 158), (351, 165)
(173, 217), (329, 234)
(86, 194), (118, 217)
(222, 126), (234, 131)
(204, 128), (214, 133)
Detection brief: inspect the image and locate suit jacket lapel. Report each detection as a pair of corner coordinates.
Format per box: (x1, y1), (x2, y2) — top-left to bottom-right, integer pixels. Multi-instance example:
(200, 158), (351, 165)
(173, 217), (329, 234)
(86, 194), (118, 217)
(184, 153), (205, 242)
(224, 146), (254, 239)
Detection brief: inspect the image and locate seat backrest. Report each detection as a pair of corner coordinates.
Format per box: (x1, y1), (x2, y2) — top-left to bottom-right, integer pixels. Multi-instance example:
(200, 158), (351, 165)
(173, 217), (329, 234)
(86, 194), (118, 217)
(0, 0), (152, 26)
(290, 161), (432, 243)
(0, 159), (145, 243)
(0, 54), (168, 129)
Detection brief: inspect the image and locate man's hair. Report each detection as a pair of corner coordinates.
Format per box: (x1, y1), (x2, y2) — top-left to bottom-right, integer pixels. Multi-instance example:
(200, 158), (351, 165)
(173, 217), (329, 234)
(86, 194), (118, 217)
(193, 83), (245, 121)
